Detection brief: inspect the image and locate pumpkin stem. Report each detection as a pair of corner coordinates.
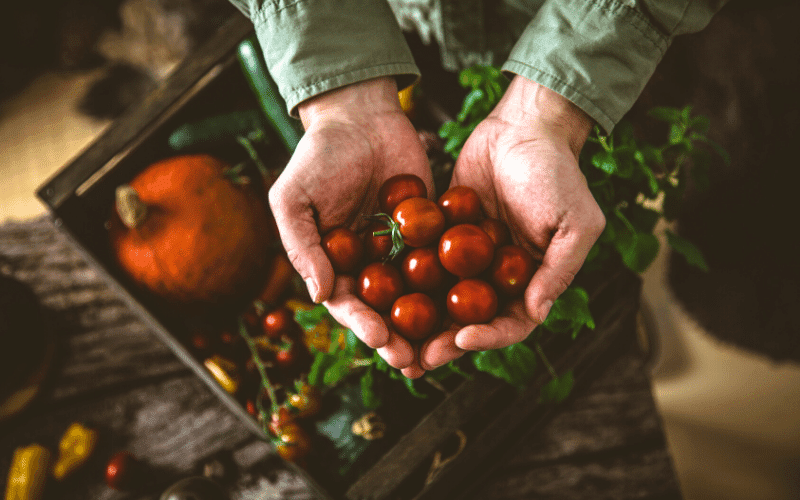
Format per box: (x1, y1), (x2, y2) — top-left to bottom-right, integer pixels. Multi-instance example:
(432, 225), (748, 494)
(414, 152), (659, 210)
(115, 185), (148, 229)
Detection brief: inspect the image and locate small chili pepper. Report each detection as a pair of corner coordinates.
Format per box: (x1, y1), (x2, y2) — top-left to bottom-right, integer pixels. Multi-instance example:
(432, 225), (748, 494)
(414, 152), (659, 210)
(5, 444), (51, 500)
(204, 355), (240, 394)
(52, 422), (98, 480)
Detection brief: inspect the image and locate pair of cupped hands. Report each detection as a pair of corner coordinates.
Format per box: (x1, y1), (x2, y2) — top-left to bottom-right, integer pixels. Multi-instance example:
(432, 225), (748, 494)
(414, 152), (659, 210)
(268, 75), (605, 378)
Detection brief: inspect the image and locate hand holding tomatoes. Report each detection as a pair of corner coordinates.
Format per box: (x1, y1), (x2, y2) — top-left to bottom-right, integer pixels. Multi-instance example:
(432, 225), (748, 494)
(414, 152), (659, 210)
(267, 77), (433, 359)
(419, 75), (605, 370)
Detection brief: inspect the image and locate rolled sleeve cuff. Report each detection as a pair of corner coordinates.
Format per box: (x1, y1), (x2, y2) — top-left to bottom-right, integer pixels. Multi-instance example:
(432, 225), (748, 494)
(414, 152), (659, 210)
(251, 0), (420, 117)
(502, 0), (670, 133)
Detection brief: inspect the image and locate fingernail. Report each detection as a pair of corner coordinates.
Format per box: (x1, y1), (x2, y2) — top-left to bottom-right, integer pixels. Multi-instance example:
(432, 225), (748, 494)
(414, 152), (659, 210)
(454, 332), (470, 350)
(305, 278), (319, 303)
(540, 300), (553, 323)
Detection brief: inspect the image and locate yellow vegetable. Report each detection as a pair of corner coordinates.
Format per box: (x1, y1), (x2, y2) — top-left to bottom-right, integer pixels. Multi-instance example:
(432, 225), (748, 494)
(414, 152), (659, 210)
(5, 444), (50, 500)
(204, 355), (240, 394)
(398, 84), (416, 118)
(52, 423), (98, 480)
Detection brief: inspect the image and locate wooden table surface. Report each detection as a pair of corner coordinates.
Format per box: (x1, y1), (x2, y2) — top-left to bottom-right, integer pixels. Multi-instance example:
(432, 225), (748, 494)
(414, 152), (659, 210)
(0, 217), (682, 499)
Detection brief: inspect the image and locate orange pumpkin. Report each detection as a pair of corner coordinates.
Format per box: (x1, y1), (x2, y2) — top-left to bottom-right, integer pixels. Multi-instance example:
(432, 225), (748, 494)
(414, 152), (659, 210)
(108, 154), (273, 305)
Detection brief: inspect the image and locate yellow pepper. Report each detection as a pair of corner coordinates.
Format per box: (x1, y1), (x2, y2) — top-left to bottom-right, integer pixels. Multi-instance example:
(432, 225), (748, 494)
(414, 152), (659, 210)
(204, 355), (240, 394)
(5, 444), (50, 500)
(52, 423), (98, 480)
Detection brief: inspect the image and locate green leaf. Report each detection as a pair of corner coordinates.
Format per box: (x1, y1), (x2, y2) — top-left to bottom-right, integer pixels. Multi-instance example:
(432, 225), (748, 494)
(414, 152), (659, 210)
(665, 229), (709, 272)
(669, 123), (686, 145)
(539, 371), (575, 403)
(625, 203), (661, 234)
(323, 356), (354, 386)
(344, 329), (361, 355)
(681, 105), (693, 122)
(360, 367), (380, 409)
(591, 150), (618, 175)
(308, 352), (339, 387)
(648, 106), (681, 123)
(471, 343), (537, 388)
(438, 121), (458, 138)
(542, 287), (594, 339)
(294, 304), (333, 332)
(618, 231), (660, 274)
(635, 158), (660, 197)
(457, 88), (485, 122)
(403, 377), (428, 399)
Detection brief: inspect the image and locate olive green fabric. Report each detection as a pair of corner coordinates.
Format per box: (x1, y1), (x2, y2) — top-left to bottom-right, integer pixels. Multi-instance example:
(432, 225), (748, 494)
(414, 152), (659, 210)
(229, 0), (728, 131)
(228, 0), (420, 117)
(503, 0), (728, 132)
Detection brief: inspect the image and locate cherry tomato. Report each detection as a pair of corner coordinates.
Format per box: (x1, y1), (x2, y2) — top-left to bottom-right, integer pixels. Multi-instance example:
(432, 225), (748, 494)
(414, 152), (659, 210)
(288, 385), (322, 418)
(401, 247), (447, 292)
(479, 218), (511, 249)
(379, 173), (427, 215)
(321, 227), (364, 274)
(390, 293), (438, 341)
(276, 345), (297, 369)
(437, 186), (482, 226)
(438, 224), (495, 278)
(105, 451), (141, 491)
(490, 245), (537, 297)
(357, 262), (404, 312)
(392, 197), (445, 248)
(276, 423), (312, 463)
(447, 279), (498, 325)
(190, 330), (210, 352)
(269, 406), (295, 436)
(246, 399), (258, 416)
(262, 306), (295, 339)
(363, 221), (393, 261)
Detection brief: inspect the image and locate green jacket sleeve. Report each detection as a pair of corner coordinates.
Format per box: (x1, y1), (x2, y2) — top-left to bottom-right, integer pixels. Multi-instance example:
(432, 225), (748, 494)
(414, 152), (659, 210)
(502, 0), (729, 133)
(228, 0), (420, 117)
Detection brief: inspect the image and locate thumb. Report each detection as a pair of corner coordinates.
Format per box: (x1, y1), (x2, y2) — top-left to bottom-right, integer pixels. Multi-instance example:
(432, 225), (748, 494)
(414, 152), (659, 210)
(268, 183), (334, 304)
(524, 229), (591, 324)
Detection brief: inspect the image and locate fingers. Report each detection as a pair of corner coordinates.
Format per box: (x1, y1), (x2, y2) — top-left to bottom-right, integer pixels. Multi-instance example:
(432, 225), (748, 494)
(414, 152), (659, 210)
(453, 300), (536, 351)
(323, 276), (389, 349)
(401, 346), (426, 379)
(377, 329), (415, 369)
(524, 214), (603, 323)
(268, 173), (336, 304)
(420, 328), (466, 370)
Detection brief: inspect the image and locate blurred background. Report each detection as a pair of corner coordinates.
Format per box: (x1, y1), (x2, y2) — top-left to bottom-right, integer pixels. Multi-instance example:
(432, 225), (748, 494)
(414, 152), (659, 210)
(0, 0), (798, 499)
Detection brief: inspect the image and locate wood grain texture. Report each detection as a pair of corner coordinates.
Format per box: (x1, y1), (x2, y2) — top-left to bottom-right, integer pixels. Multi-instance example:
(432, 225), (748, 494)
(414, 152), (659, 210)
(0, 217), (680, 499)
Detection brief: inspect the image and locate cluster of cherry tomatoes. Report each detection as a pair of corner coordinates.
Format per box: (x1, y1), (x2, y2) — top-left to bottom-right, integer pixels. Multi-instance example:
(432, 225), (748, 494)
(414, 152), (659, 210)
(187, 272), (325, 464)
(322, 174), (538, 343)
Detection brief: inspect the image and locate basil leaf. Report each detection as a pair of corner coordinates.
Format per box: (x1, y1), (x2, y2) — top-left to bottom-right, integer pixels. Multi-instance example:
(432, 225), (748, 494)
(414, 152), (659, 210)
(666, 229), (709, 272)
(539, 371), (575, 403)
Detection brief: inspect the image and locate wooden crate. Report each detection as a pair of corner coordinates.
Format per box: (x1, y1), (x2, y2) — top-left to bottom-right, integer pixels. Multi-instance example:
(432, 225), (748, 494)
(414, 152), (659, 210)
(36, 13), (642, 500)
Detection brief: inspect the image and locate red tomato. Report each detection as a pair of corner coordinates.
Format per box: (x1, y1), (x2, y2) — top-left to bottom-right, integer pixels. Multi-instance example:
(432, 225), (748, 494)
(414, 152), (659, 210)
(379, 173), (427, 215)
(276, 423), (312, 463)
(363, 221), (393, 262)
(437, 186), (482, 226)
(321, 227), (364, 274)
(438, 224), (495, 278)
(479, 218), (511, 249)
(105, 451), (140, 491)
(490, 245), (537, 297)
(447, 279), (498, 325)
(269, 406), (295, 436)
(390, 293), (438, 341)
(357, 262), (404, 312)
(392, 197), (445, 248)
(288, 385), (323, 418)
(262, 306), (295, 339)
(401, 247), (447, 292)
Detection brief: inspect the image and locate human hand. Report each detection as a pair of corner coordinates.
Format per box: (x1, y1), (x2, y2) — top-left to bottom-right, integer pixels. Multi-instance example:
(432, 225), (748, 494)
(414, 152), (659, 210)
(268, 77), (433, 374)
(420, 75), (605, 370)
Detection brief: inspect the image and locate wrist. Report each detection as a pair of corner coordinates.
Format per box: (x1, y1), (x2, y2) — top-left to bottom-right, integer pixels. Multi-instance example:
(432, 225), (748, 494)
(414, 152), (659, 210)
(298, 77), (401, 129)
(493, 75), (594, 156)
